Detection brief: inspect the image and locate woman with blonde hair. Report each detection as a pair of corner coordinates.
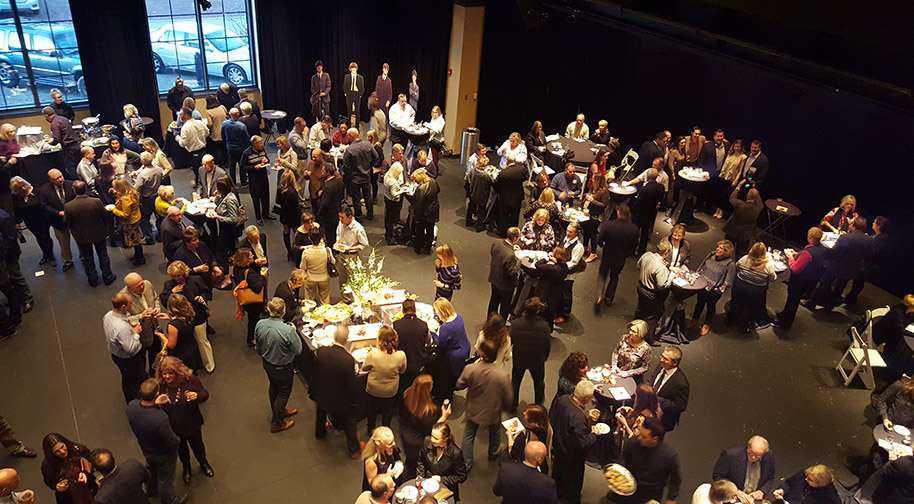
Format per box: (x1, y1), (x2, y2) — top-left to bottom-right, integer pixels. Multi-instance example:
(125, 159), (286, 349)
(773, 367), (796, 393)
(155, 185), (185, 233)
(726, 241), (777, 333)
(405, 168), (439, 255)
(609, 319), (652, 383)
(110, 178), (145, 265)
(400, 375), (452, 480)
(0, 123), (20, 159)
(122, 103), (145, 141)
(820, 194), (858, 234)
(277, 170), (301, 261)
(524, 187), (560, 225)
(690, 239), (736, 336)
(433, 244), (461, 300)
(158, 294), (203, 371)
(155, 356), (214, 482)
(425, 105), (445, 170)
(432, 298), (470, 402)
(383, 161), (405, 244)
(520, 208), (555, 252)
(496, 131), (527, 168)
(772, 464), (840, 504)
(361, 426), (404, 491)
(141, 138), (173, 177)
(161, 260), (214, 373)
(363, 326), (407, 433)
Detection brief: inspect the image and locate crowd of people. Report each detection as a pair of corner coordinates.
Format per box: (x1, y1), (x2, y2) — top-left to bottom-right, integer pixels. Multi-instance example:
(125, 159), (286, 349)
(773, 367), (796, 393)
(0, 84), (911, 504)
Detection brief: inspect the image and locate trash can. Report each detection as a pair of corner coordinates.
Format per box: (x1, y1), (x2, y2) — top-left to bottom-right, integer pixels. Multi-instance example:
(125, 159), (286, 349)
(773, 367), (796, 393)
(460, 127), (480, 165)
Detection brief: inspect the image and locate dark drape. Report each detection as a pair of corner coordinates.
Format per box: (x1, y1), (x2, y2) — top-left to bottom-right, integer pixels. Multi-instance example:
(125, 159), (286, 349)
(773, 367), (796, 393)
(255, 0), (453, 130)
(69, 0), (163, 144)
(476, 0), (914, 296)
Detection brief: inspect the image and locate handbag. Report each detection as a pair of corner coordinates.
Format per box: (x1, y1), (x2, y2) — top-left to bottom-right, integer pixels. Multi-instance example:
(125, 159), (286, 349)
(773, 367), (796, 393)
(236, 202), (248, 226)
(325, 247), (339, 278)
(233, 270), (263, 305)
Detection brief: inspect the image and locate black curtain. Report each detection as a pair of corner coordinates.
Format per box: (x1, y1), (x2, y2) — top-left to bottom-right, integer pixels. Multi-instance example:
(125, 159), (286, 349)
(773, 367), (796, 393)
(69, 0), (163, 144)
(476, 0), (914, 296)
(255, 0), (453, 130)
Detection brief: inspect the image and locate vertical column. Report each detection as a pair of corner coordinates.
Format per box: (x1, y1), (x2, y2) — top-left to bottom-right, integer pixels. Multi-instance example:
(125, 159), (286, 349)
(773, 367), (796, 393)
(444, 2), (485, 155)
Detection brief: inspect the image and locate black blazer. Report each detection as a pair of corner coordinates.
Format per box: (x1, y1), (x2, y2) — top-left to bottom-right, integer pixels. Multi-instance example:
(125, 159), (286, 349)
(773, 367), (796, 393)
(173, 242), (219, 287)
(494, 460), (558, 504)
(509, 315), (551, 369)
(744, 152), (769, 187)
(159, 217), (185, 262)
(393, 314), (430, 374)
(273, 280), (302, 323)
(528, 261), (568, 312)
(343, 73), (365, 99)
(417, 437), (468, 500)
(488, 239), (520, 292)
(406, 180), (440, 222)
(631, 181), (664, 227)
(712, 444), (776, 495)
(160, 275), (211, 326)
(644, 365), (690, 432)
(826, 230), (871, 280)
(697, 140), (729, 176)
(495, 163), (527, 207)
(597, 218), (639, 263)
(633, 140), (664, 176)
(236, 233), (269, 267)
(310, 344), (358, 411)
(94, 458), (152, 504)
(319, 177), (345, 218)
(38, 180), (75, 229)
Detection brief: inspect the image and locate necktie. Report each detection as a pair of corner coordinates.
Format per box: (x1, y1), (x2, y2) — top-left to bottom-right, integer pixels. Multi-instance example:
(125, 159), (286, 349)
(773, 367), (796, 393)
(654, 369), (668, 390)
(57, 186), (65, 204)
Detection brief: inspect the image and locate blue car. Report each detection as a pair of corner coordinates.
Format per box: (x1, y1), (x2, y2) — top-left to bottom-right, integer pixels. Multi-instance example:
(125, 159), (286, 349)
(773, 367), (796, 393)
(0, 20), (84, 94)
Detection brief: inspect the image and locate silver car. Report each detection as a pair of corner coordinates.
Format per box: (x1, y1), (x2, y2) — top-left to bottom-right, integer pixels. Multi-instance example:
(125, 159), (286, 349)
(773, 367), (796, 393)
(150, 21), (252, 86)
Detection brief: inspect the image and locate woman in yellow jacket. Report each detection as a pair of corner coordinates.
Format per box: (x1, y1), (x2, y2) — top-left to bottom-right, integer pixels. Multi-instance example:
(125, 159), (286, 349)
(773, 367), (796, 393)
(110, 178), (146, 265)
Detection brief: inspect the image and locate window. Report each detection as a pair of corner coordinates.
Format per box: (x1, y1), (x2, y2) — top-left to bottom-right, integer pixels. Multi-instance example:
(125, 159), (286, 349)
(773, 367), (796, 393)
(146, 0), (255, 95)
(0, 0), (85, 112)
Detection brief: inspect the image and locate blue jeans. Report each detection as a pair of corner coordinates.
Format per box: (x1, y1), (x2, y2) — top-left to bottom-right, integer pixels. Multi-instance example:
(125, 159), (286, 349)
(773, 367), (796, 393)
(143, 450), (178, 504)
(461, 420), (503, 469)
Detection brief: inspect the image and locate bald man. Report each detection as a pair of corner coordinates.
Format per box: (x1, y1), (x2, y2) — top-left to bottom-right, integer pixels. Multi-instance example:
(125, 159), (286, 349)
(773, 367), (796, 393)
(37, 168), (76, 270)
(0, 468), (35, 504)
(104, 292), (146, 403)
(565, 114), (589, 140)
(119, 273), (167, 375)
(494, 440), (557, 504)
(713, 435), (776, 504)
(355, 473), (395, 504)
(159, 206), (186, 262)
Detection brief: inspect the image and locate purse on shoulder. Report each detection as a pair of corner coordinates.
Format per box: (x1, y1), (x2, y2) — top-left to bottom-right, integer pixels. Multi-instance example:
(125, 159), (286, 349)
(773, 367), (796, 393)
(326, 247), (339, 278)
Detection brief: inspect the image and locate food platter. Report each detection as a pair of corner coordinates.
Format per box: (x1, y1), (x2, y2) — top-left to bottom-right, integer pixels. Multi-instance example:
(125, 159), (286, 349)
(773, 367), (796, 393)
(587, 366), (617, 384)
(310, 303), (353, 323)
(563, 207), (590, 223)
(603, 463), (636, 496)
(395, 485), (418, 502)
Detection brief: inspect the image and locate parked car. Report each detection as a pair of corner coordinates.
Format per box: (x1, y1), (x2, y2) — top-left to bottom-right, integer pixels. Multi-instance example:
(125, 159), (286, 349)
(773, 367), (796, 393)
(0, 0), (40, 15)
(0, 20), (83, 93)
(149, 21), (252, 86)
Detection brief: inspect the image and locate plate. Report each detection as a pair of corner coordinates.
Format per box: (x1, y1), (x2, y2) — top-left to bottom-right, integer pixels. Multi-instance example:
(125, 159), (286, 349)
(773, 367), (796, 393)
(894, 425), (911, 437)
(300, 300), (317, 312)
(603, 463), (637, 496)
(595, 422), (610, 434)
(104, 204), (115, 211)
(421, 479), (440, 493)
(395, 486), (418, 501)
(502, 417), (524, 436)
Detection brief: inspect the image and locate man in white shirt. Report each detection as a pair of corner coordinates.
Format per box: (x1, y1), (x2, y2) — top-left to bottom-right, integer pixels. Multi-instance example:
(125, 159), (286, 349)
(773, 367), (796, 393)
(335, 206), (369, 303)
(288, 116), (310, 158)
(565, 114), (589, 140)
(556, 222), (585, 324)
(104, 292), (146, 403)
(309, 115), (333, 147)
(354, 474), (395, 504)
(388, 93), (415, 148)
(645, 346), (690, 431)
(635, 240), (672, 343)
(177, 106), (208, 171)
(76, 147), (98, 195)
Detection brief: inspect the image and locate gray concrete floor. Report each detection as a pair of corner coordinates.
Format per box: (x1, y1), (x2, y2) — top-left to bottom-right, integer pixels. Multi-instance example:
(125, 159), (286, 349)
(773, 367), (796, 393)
(0, 150), (899, 503)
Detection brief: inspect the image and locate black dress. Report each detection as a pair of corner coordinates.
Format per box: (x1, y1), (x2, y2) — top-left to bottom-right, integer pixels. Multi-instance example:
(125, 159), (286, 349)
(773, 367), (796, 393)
(278, 186), (301, 228)
(169, 319), (203, 371)
(399, 406), (440, 481)
(292, 228), (310, 265)
(361, 448), (401, 491)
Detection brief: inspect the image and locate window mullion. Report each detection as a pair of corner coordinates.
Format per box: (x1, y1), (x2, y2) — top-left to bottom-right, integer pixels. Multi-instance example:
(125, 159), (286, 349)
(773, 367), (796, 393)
(8, 0), (41, 108)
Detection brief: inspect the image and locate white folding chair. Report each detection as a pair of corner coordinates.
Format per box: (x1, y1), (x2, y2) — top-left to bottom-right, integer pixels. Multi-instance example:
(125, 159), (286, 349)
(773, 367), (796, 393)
(614, 148), (638, 181)
(836, 326), (886, 389)
(862, 305), (890, 349)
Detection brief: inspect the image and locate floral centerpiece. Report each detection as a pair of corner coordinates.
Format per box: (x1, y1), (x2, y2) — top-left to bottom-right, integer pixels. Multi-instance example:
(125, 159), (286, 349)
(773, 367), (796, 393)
(342, 249), (399, 320)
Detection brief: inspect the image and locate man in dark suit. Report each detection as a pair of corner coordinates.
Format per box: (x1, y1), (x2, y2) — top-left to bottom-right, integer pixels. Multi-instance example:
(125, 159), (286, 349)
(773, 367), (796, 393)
(697, 129), (729, 212)
(63, 181), (115, 287)
(159, 207), (186, 263)
(808, 217), (871, 311)
(872, 455), (914, 504)
(644, 346), (689, 432)
(310, 60), (331, 122)
(38, 168), (76, 271)
(166, 78), (193, 114)
(310, 325), (362, 458)
(493, 162), (527, 236)
(712, 435), (776, 503)
(595, 204), (639, 308)
(631, 169), (666, 256)
(488, 227), (521, 319)
(551, 380), (602, 504)
(493, 441), (558, 504)
(273, 269), (305, 324)
(393, 299), (430, 395)
(343, 62), (365, 122)
(509, 297), (552, 410)
(90, 448), (152, 504)
(740, 140), (769, 189)
(631, 131), (669, 178)
(195, 154), (227, 199)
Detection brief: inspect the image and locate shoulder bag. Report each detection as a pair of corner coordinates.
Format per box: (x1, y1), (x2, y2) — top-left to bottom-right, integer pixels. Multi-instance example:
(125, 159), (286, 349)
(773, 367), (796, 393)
(325, 247), (339, 278)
